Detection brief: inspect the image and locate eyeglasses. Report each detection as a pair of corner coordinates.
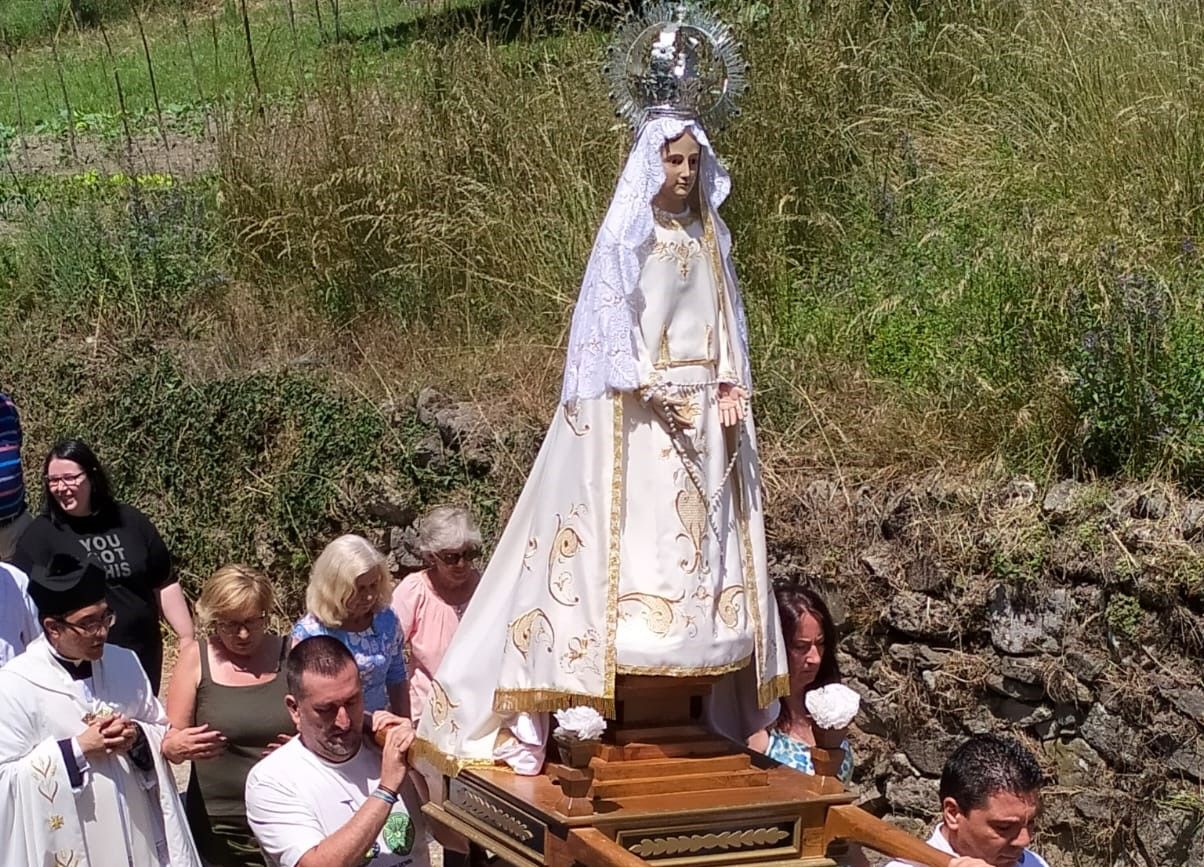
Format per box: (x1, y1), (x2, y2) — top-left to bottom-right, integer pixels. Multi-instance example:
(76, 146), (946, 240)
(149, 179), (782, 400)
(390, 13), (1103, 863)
(46, 471), (88, 489)
(214, 614), (269, 635)
(435, 547), (480, 566)
(58, 612), (116, 636)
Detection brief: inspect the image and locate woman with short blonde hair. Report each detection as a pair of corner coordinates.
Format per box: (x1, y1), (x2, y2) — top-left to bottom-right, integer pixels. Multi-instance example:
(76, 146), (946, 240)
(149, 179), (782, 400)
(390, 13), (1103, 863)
(197, 565), (275, 631)
(164, 564), (294, 866)
(392, 506), (482, 722)
(292, 534), (409, 716)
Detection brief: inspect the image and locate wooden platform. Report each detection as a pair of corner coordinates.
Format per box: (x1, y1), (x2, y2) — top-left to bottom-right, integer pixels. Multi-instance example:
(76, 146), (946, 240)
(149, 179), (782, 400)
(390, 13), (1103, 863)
(419, 676), (952, 867)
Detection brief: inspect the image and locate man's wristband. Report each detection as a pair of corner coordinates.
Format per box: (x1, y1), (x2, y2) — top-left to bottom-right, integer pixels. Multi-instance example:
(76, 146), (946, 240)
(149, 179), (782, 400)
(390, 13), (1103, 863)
(371, 786), (398, 806)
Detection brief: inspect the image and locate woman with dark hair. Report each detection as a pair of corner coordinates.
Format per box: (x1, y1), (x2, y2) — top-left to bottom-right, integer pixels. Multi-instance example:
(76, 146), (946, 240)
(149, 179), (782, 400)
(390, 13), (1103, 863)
(748, 584), (854, 782)
(13, 439), (194, 691)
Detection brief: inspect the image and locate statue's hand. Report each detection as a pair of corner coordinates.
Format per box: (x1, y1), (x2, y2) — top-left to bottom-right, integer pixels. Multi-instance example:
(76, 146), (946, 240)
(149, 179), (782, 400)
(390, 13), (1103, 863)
(639, 386), (696, 431)
(717, 383), (747, 428)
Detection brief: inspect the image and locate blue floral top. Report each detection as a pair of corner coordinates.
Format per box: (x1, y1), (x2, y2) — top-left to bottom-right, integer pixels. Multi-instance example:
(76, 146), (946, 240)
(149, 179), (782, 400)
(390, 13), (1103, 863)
(765, 729), (854, 783)
(291, 609), (407, 713)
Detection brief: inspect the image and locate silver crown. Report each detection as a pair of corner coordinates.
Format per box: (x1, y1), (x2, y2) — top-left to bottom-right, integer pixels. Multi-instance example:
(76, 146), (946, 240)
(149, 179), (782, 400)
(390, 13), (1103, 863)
(604, 1), (748, 132)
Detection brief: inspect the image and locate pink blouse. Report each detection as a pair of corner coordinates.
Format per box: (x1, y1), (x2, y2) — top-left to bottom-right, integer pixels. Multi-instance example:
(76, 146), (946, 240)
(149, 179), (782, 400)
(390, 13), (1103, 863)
(390, 570), (467, 722)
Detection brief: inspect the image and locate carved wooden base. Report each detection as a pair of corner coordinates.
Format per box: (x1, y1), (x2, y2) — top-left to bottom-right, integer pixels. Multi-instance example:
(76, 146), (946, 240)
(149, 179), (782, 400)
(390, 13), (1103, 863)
(418, 674), (951, 867)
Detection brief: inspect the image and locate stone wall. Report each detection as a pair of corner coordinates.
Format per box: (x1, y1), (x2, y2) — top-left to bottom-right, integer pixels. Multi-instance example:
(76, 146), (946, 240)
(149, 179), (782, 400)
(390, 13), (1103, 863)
(772, 477), (1204, 866)
(369, 391), (1203, 865)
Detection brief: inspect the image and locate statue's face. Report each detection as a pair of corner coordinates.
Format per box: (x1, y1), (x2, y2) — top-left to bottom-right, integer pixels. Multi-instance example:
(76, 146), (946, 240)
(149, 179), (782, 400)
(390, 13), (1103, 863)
(658, 131), (701, 205)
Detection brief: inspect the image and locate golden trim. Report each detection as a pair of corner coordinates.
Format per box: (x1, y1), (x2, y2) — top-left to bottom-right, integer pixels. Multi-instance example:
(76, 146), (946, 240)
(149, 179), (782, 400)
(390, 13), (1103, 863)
(653, 205), (700, 229)
(409, 736), (498, 779)
(603, 394), (622, 705)
(493, 687), (615, 717)
(758, 673), (791, 707)
(616, 653), (752, 677)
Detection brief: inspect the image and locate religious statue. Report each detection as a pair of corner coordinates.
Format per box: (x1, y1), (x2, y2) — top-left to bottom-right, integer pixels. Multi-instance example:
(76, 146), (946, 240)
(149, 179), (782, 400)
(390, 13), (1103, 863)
(415, 1), (788, 776)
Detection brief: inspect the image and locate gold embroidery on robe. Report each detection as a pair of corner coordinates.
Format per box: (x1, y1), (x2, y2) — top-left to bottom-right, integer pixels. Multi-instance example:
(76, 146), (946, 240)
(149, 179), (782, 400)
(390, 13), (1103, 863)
(616, 591), (683, 638)
(548, 506), (585, 606)
(717, 585), (746, 629)
(561, 628), (603, 675)
(426, 680), (459, 730)
(674, 467), (707, 575)
(509, 609), (555, 659)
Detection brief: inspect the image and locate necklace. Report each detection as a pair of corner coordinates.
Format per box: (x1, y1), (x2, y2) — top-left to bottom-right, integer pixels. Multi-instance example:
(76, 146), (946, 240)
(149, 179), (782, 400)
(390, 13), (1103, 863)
(653, 205), (699, 229)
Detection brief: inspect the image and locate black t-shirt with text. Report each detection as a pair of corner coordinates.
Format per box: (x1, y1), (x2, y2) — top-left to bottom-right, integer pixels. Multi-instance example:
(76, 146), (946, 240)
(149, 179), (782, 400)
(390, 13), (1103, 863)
(14, 502), (175, 691)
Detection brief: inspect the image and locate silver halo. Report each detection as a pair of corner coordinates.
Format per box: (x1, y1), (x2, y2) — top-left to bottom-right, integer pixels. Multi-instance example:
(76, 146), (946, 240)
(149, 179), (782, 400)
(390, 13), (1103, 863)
(604, 1), (748, 132)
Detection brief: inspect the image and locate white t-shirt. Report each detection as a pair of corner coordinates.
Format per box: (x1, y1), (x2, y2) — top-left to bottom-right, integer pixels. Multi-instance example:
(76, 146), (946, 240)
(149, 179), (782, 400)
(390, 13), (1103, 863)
(882, 823), (1049, 867)
(245, 736), (430, 867)
(0, 563), (38, 665)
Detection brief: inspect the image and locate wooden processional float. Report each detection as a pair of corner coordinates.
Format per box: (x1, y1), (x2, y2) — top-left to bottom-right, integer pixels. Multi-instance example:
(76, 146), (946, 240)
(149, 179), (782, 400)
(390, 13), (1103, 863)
(408, 675), (952, 867)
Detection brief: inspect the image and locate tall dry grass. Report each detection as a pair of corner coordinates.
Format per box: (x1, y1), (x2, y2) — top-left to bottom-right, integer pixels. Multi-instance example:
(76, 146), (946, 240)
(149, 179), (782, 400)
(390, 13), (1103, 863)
(193, 0), (1204, 483)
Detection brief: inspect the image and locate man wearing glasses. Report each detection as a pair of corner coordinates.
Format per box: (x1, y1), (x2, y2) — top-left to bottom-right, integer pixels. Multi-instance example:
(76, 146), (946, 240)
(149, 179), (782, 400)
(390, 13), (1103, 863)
(0, 553), (202, 866)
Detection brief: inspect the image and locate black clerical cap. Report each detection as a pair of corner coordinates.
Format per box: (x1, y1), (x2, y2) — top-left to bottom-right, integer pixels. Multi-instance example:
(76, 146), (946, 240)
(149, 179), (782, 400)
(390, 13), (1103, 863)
(28, 553), (107, 619)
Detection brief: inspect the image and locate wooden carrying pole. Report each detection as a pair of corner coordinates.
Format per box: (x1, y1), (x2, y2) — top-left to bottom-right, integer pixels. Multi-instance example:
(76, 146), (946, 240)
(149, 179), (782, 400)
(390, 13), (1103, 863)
(560, 805), (952, 867)
(824, 804), (953, 867)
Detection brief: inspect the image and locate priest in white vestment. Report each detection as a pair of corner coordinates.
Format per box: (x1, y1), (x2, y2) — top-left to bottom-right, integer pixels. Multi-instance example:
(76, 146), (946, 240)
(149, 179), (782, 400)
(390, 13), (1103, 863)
(415, 112), (790, 777)
(0, 553), (201, 867)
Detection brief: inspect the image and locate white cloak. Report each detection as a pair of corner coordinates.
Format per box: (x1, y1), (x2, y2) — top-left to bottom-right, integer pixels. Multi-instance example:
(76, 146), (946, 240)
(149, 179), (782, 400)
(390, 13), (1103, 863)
(0, 635), (201, 867)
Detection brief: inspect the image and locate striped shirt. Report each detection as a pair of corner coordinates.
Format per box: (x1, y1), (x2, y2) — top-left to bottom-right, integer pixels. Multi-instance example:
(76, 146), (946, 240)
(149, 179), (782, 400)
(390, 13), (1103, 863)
(0, 393), (25, 523)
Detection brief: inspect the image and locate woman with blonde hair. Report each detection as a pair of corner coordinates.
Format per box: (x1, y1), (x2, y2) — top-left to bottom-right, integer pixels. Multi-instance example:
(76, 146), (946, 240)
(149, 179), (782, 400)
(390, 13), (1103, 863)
(391, 505), (482, 723)
(164, 564), (294, 867)
(291, 533), (409, 717)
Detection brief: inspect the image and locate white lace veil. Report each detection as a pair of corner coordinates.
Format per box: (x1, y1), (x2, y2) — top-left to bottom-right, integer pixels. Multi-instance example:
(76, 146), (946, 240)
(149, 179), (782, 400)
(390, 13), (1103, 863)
(560, 117), (746, 405)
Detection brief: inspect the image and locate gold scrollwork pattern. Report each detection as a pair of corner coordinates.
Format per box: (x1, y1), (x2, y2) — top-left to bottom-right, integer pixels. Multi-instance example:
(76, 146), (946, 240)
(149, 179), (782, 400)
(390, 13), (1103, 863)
(717, 585), (746, 629)
(547, 506), (586, 606)
(54, 852), (81, 867)
(627, 827), (790, 857)
(509, 609), (555, 659)
(616, 592), (682, 638)
(674, 467), (706, 575)
(426, 680), (459, 731)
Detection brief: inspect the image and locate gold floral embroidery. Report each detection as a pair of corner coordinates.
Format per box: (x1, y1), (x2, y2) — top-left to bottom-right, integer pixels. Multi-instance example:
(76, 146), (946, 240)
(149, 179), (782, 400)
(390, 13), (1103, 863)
(717, 585), (746, 629)
(547, 506), (586, 606)
(54, 852), (81, 867)
(617, 592), (683, 638)
(561, 629), (602, 676)
(509, 609), (555, 659)
(652, 238), (702, 278)
(48, 815), (64, 831)
(522, 536), (537, 572)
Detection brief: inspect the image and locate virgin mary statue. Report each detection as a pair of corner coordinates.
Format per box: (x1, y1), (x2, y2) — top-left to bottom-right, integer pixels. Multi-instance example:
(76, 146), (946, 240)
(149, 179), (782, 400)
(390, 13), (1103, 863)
(415, 3), (788, 776)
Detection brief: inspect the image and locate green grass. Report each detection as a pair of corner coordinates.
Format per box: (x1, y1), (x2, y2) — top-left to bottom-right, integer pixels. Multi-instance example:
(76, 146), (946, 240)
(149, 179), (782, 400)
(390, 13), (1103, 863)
(0, 0), (479, 134)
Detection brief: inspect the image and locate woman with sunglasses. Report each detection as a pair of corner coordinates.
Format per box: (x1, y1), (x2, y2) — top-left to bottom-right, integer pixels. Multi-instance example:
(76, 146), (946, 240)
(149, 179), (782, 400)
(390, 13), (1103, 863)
(390, 506), (482, 724)
(12, 438), (194, 692)
(163, 565), (294, 866)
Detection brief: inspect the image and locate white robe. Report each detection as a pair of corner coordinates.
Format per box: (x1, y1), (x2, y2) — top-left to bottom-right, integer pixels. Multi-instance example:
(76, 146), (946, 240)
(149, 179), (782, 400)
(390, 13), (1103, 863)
(0, 636), (201, 867)
(415, 204), (788, 777)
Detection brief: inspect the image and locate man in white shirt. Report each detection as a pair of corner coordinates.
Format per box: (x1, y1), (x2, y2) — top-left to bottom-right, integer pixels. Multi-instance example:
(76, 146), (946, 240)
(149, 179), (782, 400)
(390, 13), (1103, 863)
(884, 734), (1048, 867)
(246, 635), (429, 867)
(0, 561), (38, 664)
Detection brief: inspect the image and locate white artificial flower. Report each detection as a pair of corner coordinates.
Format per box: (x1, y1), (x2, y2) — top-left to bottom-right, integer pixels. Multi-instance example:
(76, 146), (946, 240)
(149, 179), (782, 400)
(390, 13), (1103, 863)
(804, 683), (861, 730)
(651, 27), (678, 63)
(554, 706), (607, 741)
